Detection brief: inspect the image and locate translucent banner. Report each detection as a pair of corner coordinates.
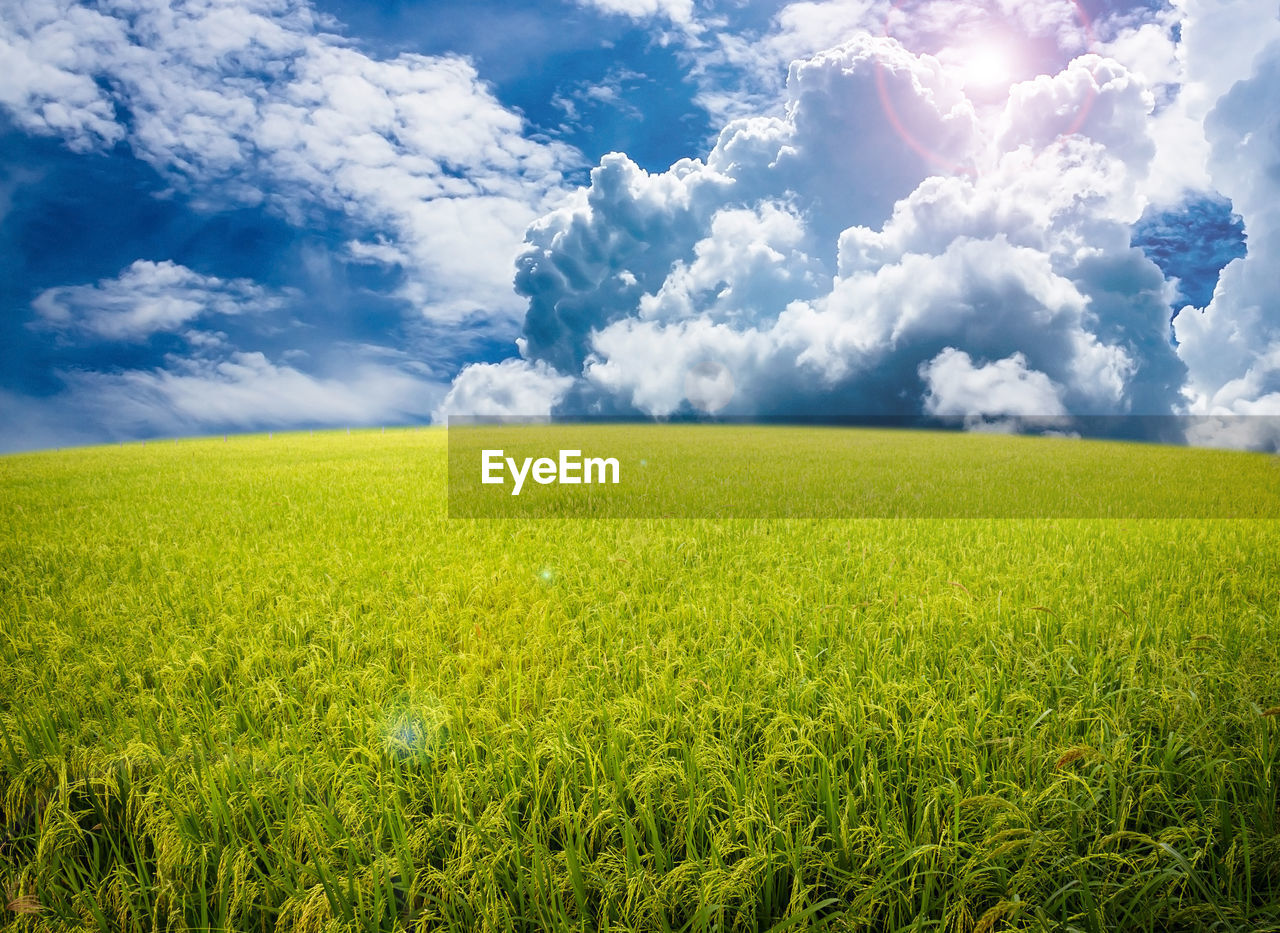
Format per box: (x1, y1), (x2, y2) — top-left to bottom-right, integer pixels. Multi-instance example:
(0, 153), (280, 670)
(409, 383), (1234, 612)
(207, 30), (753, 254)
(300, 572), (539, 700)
(447, 418), (1280, 518)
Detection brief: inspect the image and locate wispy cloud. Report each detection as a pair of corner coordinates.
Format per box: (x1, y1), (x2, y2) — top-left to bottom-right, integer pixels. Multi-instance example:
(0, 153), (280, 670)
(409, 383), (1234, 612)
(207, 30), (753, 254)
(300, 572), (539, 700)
(32, 260), (294, 341)
(0, 347), (445, 451)
(571, 0), (700, 34)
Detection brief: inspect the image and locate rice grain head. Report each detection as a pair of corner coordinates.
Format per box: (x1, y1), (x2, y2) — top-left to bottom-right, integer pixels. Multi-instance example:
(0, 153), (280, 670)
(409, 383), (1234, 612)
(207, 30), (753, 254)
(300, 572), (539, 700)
(974, 900), (1018, 933)
(1054, 747), (1100, 770)
(6, 894), (43, 915)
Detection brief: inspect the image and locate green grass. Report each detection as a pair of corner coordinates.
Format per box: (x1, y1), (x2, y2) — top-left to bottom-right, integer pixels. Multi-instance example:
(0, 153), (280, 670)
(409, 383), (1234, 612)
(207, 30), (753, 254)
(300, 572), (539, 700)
(1, 427), (1279, 932)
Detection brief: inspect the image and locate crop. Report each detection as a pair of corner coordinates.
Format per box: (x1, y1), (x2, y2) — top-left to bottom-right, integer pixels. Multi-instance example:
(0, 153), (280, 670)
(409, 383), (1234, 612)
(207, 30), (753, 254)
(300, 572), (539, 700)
(2, 428), (1279, 932)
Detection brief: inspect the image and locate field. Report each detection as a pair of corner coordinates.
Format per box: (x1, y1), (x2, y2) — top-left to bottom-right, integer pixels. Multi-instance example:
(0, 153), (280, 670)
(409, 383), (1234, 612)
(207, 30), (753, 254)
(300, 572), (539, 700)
(2, 427), (1279, 932)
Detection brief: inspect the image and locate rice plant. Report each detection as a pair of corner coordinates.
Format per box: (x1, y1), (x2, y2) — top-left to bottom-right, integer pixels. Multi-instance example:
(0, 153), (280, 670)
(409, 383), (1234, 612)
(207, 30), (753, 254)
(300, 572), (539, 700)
(2, 428), (1278, 931)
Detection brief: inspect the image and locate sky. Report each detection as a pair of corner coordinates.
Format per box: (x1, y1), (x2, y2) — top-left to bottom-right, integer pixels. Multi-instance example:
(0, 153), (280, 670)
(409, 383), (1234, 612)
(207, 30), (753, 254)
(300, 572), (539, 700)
(1, 0), (1277, 451)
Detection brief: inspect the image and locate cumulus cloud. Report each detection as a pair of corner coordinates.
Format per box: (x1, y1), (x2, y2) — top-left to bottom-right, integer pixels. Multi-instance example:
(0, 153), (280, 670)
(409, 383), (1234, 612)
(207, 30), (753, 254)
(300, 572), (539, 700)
(450, 29), (1194, 429)
(994, 55), (1157, 169)
(435, 359), (574, 421)
(512, 35), (978, 375)
(692, 0), (1090, 125)
(691, 0), (880, 121)
(0, 0), (579, 323)
(0, 2), (130, 151)
(1173, 38), (1280, 427)
(1098, 0), (1280, 205)
(636, 202), (823, 325)
(919, 348), (1068, 417)
(32, 260), (293, 341)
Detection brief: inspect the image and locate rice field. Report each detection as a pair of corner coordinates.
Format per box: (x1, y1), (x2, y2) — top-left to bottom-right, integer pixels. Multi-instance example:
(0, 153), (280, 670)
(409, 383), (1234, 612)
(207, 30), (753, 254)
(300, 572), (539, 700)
(2, 427), (1279, 932)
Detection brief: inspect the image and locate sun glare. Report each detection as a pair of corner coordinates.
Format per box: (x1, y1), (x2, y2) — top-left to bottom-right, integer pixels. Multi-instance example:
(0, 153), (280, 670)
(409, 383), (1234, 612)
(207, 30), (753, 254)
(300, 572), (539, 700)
(954, 43), (1015, 92)
(961, 48), (1011, 88)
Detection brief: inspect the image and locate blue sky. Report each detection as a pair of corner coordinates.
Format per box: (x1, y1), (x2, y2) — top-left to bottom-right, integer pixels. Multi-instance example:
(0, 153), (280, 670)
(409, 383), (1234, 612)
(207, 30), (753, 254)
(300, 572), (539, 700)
(1, 0), (1278, 450)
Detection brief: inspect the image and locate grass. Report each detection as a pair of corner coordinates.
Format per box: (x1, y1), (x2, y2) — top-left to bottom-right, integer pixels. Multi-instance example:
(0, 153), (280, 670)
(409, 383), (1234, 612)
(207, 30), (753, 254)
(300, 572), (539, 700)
(1, 427), (1279, 932)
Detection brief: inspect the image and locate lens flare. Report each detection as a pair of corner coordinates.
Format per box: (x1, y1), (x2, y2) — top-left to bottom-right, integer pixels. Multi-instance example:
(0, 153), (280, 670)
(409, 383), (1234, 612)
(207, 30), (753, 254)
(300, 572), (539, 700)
(877, 0), (1097, 173)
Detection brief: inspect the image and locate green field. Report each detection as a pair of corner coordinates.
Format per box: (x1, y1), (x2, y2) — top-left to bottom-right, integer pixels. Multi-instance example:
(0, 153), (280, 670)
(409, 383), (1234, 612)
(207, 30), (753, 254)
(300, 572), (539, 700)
(2, 428), (1279, 932)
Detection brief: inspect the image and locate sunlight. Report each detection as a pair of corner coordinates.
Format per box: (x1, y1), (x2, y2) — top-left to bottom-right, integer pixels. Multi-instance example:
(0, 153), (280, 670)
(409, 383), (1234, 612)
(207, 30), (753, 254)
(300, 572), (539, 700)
(950, 42), (1017, 94)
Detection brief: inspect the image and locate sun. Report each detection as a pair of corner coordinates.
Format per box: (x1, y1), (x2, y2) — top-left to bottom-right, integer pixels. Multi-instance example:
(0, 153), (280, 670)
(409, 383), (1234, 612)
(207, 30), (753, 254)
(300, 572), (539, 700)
(957, 45), (1014, 90)
(938, 39), (1022, 100)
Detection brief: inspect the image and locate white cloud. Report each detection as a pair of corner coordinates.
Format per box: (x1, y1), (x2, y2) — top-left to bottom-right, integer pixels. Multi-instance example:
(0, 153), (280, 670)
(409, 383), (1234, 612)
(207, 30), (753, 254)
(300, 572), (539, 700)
(690, 0), (1090, 127)
(0, 348), (445, 451)
(584, 316), (774, 415)
(995, 55), (1156, 171)
(8, 0), (1278, 447)
(573, 0), (697, 28)
(575, 227), (1142, 418)
(435, 359), (574, 420)
(919, 348), (1068, 417)
(1182, 407), (1280, 451)
(1098, 0), (1280, 206)
(1174, 38), (1280, 420)
(455, 33), (1186, 424)
(67, 350), (441, 432)
(781, 233), (1135, 407)
(32, 260), (292, 341)
(881, 0), (1088, 58)
(690, 0), (880, 122)
(636, 201), (823, 324)
(0, 1), (130, 151)
(0, 0), (580, 324)
(508, 35), (980, 378)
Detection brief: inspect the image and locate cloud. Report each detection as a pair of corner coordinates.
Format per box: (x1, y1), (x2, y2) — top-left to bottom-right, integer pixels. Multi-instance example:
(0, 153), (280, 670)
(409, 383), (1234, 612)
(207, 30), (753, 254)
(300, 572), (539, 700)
(690, 0), (1090, 127)
(8, 0), (1278, 449)
(994, 55), (1157, 169)
(1098, 0), (1280, 206)
(450, 32), (1190, 426)
(0, 0), (580, 324)
(32, 260), (293, 341)
(0, 346), (445, 452)
(1173, 38), (1280, 422)
(512, 35), (978, 374)
(572, 0), (697, 29)
(0, 2), (130, 151)
(435, 359), (574, 420)
(635, 201), (823, 325)
(689, 1), (880, 122)
(66, 351), (440, 432)
(551, 67), (649, 130)
(919, 348), (1068, 417)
